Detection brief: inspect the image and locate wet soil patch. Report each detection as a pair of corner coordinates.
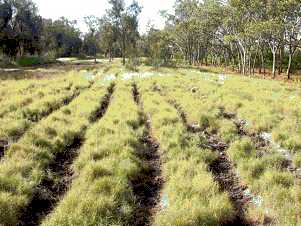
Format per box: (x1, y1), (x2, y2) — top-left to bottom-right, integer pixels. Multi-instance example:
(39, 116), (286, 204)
(130, 83), (164, 226)
(18, 83), (115, 226)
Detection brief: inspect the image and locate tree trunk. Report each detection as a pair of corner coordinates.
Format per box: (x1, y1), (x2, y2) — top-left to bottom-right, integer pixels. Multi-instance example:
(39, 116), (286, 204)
(122, 34), (126, 65)
(109, 49), (112, 62)
(272, 51), (276, 78)
(238, 47), (246, 75)
(259, 50), (264, 75)
(278, 46), (284, 75)
(287, 53), (293, 79)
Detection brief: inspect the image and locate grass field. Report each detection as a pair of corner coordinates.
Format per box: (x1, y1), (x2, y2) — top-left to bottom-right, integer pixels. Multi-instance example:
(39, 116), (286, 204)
(0, 60), (300, 226)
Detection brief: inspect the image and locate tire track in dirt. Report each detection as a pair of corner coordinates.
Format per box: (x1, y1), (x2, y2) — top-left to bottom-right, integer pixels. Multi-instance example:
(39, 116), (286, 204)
(166, 98), (253, 226)
(130, 83), (164, 226)
(18, 83), (115, 226)
(0, 83), (93, 159)
(218, 107), (301, 180)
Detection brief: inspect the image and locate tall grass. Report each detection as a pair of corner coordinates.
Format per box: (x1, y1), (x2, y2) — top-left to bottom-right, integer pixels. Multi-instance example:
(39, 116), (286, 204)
(146, 73), (301, 225)
(138, 80), (236, 225)
(0, 83), (107, 225)
(0, 73), (90, 142)
(42, 83), (144, 225)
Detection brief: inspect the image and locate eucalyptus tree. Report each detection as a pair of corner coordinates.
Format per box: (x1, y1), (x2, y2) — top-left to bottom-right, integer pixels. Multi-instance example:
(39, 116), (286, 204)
(45, 18), (82, 57)
(157, 0), (301, 78)
(144, 26), (173, 67)
(99, 16), (116, 61)
(0, 0), (43, 59)
(107, 0), (142, 65)
(84, 15), (101, 63)
(283, 0), (301, 79)
(171, 0), (200, 65)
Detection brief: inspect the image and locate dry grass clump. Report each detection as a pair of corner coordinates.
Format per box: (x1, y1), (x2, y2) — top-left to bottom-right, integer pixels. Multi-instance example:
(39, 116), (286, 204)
(138, 81), (236, 226)
(0, 83), (107, 225)
(0, 73), (90, 147)
(42, 84), (144, 225)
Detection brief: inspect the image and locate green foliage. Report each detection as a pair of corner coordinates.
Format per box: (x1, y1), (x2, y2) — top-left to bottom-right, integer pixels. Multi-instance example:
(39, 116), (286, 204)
(16, 56), (45, 67)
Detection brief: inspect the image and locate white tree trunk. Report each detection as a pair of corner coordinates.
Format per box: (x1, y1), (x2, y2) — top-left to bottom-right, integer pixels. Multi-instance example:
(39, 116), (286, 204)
(287, 54), (293, 79)
(272, 51), (276, 78)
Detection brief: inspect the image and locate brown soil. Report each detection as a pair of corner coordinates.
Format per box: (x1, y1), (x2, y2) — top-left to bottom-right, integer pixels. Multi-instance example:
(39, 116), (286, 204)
(18, 83), (115, 226)
(218, 107), (301, 180)
(0, 140), (9, 158)
(168, 99), (253, 226)
(130, 83), (164, 226)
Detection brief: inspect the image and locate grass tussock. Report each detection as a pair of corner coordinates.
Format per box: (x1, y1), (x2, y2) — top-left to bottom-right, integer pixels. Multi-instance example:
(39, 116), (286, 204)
(138, 84), (236, 226)
(1, 62), (301, 225)
(0, 83), (108, 225)
(42, 84), (145, 226)
(0, 72), (90, 143)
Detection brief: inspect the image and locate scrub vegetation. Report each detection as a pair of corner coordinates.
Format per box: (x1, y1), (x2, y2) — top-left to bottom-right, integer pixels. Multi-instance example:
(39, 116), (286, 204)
(0, 60), (301, 226)
(1, 0), (301, 225)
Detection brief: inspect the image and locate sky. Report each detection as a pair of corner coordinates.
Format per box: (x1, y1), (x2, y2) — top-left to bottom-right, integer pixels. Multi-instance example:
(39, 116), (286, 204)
(34, 0), (175, 33)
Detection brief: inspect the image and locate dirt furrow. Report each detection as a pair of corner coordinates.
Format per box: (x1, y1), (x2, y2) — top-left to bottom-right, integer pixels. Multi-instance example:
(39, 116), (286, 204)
(18, 83), (115, 226)
(0, 84), (93, 159)
(218, 107), (301, 180)
(168, 100), (253, 226)
(130, 83), (164, 226)
(218, 107), (268, 149)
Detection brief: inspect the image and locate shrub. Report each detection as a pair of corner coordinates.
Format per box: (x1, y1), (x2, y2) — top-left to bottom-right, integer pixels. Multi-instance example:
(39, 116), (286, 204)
(16, 56), (45, 67)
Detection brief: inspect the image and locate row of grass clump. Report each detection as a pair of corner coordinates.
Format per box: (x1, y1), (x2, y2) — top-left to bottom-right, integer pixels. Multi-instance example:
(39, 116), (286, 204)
(150, 67), (301, 155)
(0, 78), (59, 117)
(0, 71), (74, 101)
(137, 79), (236, 226)
(0, 77), (49, 98)
(41, 84), (145, 225)
(151, 74), (301, 225)
(0, 74), (79, 117)
(0, 73), (91, 143)
(0, 82), (109, 226)
(152, 69), (301, 166)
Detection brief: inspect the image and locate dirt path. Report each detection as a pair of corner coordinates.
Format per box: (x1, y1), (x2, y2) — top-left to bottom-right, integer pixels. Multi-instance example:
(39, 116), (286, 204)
(130, 83), (164, 226)
(18, 83), (115, 226)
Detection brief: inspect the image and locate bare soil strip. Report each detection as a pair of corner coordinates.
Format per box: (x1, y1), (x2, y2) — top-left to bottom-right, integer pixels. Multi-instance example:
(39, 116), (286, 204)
(130, 83), (164, 226)
(18, 83), (115, 226)
(168, 99), (253, 226)
(218, 107), (301, 180)
(0, 140), (9, 158)
(0, 84), (93, 158)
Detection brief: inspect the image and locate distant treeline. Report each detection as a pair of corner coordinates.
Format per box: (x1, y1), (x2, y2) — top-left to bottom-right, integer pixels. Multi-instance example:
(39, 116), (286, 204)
(148, 0), (301, 79)
(0, 0), (141, 66)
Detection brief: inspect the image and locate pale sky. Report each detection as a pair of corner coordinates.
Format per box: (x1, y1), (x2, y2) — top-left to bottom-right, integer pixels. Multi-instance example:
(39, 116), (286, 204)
(34, 0), (175, 33)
